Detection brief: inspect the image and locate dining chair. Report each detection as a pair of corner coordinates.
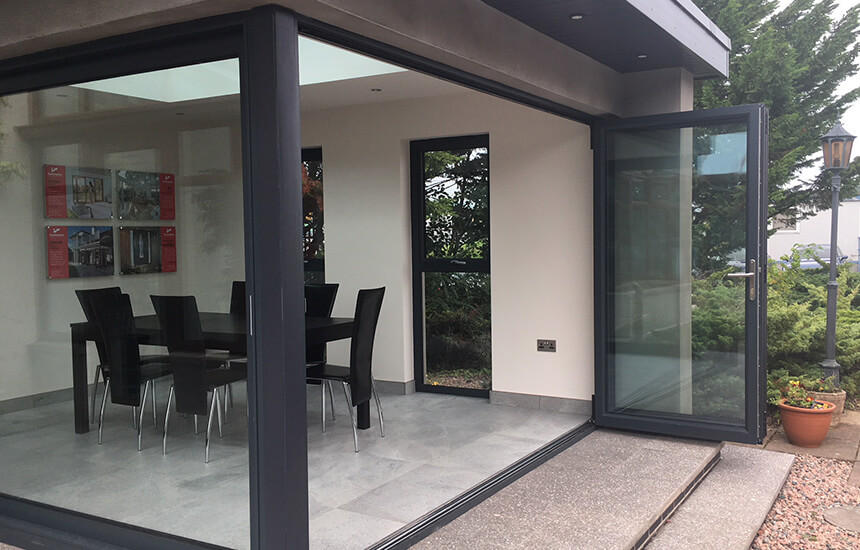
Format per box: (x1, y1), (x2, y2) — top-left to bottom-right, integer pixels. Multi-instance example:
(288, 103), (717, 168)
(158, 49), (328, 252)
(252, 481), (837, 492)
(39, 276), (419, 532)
(304, 283), (339, 429)
(87, 292), (172, 449)
(151, 294), (245, 422)
(162, 351), (247, 463)
(306, 287), (385, 452)
(228, 281), (247, 355)
(76, 287), (169, 426)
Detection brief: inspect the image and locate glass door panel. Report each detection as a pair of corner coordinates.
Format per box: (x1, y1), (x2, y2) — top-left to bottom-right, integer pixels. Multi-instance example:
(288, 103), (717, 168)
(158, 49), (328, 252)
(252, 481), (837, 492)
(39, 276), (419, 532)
(595, 105), (767, 443)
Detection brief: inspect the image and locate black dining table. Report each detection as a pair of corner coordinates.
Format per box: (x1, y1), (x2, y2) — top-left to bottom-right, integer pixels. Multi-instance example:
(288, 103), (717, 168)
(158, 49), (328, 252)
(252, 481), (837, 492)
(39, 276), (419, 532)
(70, 313), (364, 434)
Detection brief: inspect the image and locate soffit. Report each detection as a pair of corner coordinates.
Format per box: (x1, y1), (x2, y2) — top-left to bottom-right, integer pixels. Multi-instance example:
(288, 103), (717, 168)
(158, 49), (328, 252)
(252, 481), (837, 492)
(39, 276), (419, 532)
(481, 0), (730, 79)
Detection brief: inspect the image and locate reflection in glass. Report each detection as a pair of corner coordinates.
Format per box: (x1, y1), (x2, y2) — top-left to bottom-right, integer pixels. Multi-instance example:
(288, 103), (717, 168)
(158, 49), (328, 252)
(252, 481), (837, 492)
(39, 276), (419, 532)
(423, 147), (489, 260)
(608, 123), (747, 422)
(423, 272), (491, 390)
(0, 60), (248, 548)
(302, 148), (325, 283)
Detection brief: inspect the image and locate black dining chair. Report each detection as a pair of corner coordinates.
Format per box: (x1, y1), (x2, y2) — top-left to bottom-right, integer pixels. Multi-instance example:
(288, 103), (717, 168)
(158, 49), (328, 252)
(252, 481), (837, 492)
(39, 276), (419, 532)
(76, 287), (169, 426)
(151, 295), (246, 424)
(87, 292), (172, 449)
(162, 351), (246, 463)
(306, 287), (385, 452)
(227, 281), (247, 355)
(305, 283), (339, 430)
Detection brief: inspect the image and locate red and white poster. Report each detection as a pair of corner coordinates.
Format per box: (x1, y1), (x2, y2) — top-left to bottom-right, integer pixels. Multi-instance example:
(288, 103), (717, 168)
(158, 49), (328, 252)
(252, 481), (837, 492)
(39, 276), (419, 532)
(46, 226), (69, 279)
(161, 226), (177, 273)
(159, 173), (176, 220)
(44, 165), (67, 218)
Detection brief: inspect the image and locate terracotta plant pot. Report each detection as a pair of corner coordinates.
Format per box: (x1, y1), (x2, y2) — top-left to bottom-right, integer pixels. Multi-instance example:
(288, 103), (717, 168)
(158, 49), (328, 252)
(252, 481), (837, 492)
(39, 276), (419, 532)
(807, 390), (846, 427)
(778, 399), (835, 448)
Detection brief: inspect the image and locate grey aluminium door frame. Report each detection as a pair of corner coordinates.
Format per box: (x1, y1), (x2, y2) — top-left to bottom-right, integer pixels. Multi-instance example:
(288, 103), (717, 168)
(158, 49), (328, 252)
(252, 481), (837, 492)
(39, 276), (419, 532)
(0, 6), (308, 550)
(592, 103), (769, 444)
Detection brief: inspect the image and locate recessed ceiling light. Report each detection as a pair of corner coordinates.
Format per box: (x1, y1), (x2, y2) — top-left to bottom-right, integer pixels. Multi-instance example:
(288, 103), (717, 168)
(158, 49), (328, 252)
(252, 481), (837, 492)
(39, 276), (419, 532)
(637, 54), (648, 59)
(570, 14), (585, 20)
(56, 93), (68, 98)
(370, 88), (383, 92)
(174, 112), (186, 116)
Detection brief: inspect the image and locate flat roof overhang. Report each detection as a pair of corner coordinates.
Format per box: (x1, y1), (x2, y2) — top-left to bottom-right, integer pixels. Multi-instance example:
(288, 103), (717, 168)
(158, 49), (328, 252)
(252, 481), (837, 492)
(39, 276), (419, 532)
(482, 0), (730, 79)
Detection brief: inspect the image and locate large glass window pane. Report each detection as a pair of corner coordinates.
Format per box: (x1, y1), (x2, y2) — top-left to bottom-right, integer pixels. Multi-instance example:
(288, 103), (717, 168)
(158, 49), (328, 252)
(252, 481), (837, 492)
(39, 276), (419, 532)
(423, 272), (491, 390)
(0, 60), (249, 548)
(608, 123), (747, 422)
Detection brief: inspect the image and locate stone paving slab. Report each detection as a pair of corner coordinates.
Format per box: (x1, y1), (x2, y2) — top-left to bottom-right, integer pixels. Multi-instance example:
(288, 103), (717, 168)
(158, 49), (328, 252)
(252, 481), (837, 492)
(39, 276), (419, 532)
(764, 412), (860, 461)
(645, 445), (794, 550)
(412, 429), (721, 550)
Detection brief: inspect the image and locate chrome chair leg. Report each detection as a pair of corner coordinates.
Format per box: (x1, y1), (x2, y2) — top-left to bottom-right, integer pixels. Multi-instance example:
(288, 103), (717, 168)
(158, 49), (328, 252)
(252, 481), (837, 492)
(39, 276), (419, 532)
(90, 365), (103, 424)
(151, 382), (158, 428)
(138, 380), (150, 451)
(371, 377), (384, 438)
(321, 381), (327, 433)
(163, 385), (175, 455)
(132, 406), (138, 429)
(221, 386), (228, 425)
(327, 381), (336, 420)
(205, 391), (218, 463)
(341, 382), (358, 453)
(194, 414), (199, 435)
(97, 383), (110, 445)
(215, 388), (224, 439)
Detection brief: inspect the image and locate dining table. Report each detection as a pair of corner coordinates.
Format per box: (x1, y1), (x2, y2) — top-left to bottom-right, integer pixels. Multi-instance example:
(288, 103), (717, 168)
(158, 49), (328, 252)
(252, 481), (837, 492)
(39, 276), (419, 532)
(69, 313), (366, 434)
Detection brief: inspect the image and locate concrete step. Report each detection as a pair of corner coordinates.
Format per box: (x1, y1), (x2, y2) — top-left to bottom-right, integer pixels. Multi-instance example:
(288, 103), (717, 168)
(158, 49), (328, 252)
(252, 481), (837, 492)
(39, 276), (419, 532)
(412, 429), (723, 550)
(645, 444), (794, 550)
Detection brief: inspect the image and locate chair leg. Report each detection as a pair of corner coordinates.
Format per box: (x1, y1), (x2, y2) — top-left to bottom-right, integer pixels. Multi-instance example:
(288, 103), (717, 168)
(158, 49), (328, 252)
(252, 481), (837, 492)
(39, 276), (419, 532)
(151, 382), (158, 428)
(163, 385), (175, 455)
(90, 365), (102, 425)
(98, 382), (110, 445)
(321, 381), (327, 433)
(371, 377), (384, 438)
(341, 382), (358, 453)
(327, 381), (336, 421)
(215, 388), (224, 438)
(194, 415), (199, 435)
(138, 380), (150, 451)
(205, 391), (218, 463)
(221, 386), (228, 425)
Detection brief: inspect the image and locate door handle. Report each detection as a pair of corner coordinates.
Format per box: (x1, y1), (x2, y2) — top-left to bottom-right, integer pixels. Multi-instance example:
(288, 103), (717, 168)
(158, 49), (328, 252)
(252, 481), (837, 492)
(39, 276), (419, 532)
(725, 259), (756, 301)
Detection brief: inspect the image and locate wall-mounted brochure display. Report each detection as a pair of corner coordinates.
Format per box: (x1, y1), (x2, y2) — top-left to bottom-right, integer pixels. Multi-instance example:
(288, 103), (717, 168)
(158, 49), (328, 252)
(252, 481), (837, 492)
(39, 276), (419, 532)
(46, 226), (115, 279)
(117, 170), (176, 220)
(119, 226), (176, 275)
(44, 165), (113, 219)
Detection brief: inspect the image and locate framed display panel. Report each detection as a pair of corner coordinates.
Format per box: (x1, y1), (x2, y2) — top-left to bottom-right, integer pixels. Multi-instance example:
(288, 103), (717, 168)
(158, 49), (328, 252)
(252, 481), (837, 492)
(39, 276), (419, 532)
(117, 170), (175, 220)
(46, 225), (115, 279)
(44, 165), (113, 219)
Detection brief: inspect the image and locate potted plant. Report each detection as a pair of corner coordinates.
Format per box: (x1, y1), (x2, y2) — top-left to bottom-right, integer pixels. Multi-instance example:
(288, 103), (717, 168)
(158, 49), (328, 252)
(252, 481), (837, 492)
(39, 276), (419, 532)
(770, 377), (836, 448)
(806, 376), (846, 427)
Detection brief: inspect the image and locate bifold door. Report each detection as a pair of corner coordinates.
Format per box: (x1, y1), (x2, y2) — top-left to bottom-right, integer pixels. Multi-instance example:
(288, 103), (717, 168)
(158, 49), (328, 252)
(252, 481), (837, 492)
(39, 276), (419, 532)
(594, 104), (768, 444)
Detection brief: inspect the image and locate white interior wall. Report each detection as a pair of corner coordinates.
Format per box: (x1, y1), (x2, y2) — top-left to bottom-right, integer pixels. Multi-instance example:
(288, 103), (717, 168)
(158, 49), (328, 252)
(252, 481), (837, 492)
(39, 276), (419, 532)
(302, 89), (594, 401)
(0, 94), (244, 402)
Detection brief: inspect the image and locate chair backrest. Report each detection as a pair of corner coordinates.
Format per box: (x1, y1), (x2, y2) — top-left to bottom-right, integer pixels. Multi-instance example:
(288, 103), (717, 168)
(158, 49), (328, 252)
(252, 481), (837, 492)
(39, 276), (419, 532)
(305, 283), (339, 317)
(305, 283), (339, 364)
(87, 293), (141, 407)
(349, 287), (385, 406)
(75, 287), (122, 365)
(150, 295), (206, 353)
(170, 353), (211, 416)
(230, 281), (246, 318)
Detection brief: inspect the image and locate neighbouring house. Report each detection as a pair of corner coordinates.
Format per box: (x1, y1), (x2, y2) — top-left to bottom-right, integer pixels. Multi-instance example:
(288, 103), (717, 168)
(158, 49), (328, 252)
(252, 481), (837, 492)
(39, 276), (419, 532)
(0, 2), (769, 549)
(770, 199), (860, 266)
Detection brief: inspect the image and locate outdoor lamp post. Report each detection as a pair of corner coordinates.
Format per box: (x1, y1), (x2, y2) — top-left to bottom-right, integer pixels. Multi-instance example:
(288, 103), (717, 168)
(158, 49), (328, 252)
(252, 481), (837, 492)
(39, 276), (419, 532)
(820, 122), (855, 387)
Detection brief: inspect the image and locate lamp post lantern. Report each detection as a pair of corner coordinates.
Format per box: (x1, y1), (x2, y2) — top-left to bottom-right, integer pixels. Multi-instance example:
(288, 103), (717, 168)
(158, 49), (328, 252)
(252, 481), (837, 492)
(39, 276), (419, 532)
(820, 121), (855, 387)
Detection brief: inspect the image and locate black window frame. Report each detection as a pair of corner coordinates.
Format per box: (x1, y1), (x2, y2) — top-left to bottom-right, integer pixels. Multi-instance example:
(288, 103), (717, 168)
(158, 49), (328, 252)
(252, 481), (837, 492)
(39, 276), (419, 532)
(0, 6), (309, 550)
(410, 134), (491, 398)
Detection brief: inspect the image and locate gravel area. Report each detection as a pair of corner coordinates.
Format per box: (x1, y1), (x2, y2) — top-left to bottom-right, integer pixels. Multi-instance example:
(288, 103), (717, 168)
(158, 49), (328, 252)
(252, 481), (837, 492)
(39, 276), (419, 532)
(752, 455), (860, 549)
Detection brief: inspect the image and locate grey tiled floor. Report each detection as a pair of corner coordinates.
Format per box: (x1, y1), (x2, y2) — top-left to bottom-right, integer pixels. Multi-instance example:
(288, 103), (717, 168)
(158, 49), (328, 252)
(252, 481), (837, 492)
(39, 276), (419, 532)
(0, 382), (587, 549)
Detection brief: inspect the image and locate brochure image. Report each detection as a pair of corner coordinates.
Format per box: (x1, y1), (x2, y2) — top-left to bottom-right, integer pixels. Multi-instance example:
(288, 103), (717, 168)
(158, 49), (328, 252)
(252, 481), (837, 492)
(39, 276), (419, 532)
(44, 165), (113, 219)
(117, 170), (176, 220)
(119, 226), (162, 275)
(47, 226), (114, 279)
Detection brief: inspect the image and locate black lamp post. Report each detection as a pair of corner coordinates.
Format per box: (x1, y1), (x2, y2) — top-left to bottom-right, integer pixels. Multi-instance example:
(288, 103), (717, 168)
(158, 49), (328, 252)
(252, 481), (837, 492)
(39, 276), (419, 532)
(820, 122), (855, 387)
